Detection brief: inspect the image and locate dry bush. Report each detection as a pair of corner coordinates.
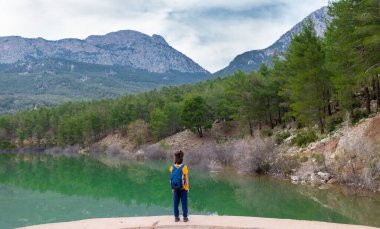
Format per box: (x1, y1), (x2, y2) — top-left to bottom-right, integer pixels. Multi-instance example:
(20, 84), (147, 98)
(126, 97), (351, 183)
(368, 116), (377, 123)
(214, 143), (234, 166)
(127, 119), (149, 146)
(141, 144), (168, 160)
(269, 152), (300, 176)
(232, 137), (276, 174)
(335, 128), (380, 190)
(185, 143), (216, 169)
(182, 142), (235, 170)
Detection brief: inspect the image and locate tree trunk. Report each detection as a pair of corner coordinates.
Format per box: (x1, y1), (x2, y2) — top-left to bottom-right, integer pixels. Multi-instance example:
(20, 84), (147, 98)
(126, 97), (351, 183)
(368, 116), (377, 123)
(376, 74), (380, 110)
(364, 86), (371, 116)
(335, 92), (340, 111)
(248, 119), (253, 137)
(327, 103), (332, 116)
(372, 77), (376, 95)
(267, 97), (274, 129)
(198, 126), (203, 138)
(278, 107), (282, 124)
(318, 116), (325, 134)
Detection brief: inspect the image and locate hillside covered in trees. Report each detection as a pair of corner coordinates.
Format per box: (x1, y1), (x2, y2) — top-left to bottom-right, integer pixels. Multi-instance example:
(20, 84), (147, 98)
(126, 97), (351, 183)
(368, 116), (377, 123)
(0, 0), (379, 151)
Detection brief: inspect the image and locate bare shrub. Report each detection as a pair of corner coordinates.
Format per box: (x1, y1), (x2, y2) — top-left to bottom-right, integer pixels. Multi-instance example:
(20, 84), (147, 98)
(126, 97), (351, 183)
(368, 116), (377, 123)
(335, 127), (380, 190)
(215, 143), (234, 166)
(182, 142), (234, 170)
(185, 143), (216, 169)
(141, 144), (168, 160)
(232, 137), (276, 174)
(269, 152), (300, 176)
(127, 119), (149, 146)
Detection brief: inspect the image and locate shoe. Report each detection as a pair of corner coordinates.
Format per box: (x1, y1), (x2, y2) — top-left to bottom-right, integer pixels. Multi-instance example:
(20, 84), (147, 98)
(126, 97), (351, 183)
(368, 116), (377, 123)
(183, 217), (189, 222)
(175, 217), (180, 222)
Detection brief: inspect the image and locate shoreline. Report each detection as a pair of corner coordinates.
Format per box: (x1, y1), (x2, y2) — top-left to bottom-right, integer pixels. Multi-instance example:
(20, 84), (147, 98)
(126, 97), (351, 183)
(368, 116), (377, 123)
(17, 215), (379, 229)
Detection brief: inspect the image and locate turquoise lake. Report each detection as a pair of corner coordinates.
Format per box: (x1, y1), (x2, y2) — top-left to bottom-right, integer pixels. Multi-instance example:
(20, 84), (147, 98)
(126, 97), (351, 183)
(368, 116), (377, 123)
(0, 154), (379, 229)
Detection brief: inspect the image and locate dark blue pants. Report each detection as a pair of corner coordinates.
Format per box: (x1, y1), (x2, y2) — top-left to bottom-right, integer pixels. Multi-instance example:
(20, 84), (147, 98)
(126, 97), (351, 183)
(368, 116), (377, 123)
(173, 189), (188, 218)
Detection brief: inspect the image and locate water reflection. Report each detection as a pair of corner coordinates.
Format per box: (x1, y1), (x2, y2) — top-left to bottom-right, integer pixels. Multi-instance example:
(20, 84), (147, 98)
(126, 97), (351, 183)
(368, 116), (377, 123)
(0, 154), (379, 228)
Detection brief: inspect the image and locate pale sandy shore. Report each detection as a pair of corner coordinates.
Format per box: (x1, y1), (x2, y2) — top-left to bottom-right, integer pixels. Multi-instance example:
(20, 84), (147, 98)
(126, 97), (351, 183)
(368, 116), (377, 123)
(18, 215), (379, 229)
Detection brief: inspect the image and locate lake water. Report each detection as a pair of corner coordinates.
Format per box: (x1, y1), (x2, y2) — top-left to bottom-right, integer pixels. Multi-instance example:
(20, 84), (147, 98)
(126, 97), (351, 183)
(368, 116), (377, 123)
(0, 154), (379, 229)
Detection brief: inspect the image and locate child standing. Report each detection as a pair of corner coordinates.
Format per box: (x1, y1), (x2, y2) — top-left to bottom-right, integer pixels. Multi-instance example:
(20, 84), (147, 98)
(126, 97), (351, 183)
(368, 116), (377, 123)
(169, 150), (189, 222)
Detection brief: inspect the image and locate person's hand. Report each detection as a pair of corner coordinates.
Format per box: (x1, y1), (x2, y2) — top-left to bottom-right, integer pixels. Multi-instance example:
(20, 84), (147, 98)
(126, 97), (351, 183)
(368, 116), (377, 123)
(172, 189), (175, 193)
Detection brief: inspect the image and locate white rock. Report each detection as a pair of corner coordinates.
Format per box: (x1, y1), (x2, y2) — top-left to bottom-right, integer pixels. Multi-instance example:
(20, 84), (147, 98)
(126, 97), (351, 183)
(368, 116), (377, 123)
(317, 172), (331, 181)
(291, 176), (299, 182)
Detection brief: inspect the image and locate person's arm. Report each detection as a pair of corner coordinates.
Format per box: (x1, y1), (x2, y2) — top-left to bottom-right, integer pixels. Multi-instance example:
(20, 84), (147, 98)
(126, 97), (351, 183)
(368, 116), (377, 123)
(184, 174), (189, 192)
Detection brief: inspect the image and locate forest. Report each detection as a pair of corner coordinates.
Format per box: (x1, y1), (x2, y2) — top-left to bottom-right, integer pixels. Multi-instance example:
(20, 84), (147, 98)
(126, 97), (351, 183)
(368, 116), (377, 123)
(0, 0), (379, 150)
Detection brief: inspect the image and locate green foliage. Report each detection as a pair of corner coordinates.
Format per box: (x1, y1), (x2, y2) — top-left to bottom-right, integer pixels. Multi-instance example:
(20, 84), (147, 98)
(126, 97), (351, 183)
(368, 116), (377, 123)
(0, 141), (16, 150)
(260, 128), (273, 137)
(163, 102), (182, 135)
(352, 108), (367, 124)
(0, 1), (378, 150)
(284, 19), (330, 133)
(275, 131), (291, 144)
(0, 59), (210, 115)
(291, 130), (318, 147)
(311, 153), (325, 166)
(324, 0), (380, 113)
(225, 70), (280, 136)
(326, 114), (344, 133)
(150, 108), (168, 141)
(181, 96), (210, 137)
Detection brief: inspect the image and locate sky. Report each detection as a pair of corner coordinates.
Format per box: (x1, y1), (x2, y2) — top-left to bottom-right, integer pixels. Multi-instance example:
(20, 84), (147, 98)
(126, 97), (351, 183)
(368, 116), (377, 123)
(0, 0), (328, 72)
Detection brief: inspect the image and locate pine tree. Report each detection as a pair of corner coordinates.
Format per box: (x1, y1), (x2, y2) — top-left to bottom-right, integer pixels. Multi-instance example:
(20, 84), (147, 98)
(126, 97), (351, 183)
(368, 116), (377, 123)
(325, 0), (380, 114)
(225, 71), (267, 136)
(181, 96), (210, 137)
(285, 19), (330, 133)
(150, 108), (168, 141)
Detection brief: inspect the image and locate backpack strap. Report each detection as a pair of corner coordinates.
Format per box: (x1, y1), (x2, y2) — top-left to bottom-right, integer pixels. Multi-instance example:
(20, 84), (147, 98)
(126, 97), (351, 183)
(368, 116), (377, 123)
(172, 164), (185, 172)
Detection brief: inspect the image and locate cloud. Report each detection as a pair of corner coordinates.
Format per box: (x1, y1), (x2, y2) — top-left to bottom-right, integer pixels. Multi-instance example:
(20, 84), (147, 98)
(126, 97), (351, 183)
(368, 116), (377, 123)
(0, 0), (328, 72)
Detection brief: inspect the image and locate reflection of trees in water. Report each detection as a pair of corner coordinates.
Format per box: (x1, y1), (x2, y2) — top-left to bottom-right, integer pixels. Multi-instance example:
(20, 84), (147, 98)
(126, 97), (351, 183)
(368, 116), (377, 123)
(0, 154), (161, 206)
(0, 154), (379, 227)
(213, 173), (351, 223)
(298, 186), (380, 227)
(0, 154), (240, 214)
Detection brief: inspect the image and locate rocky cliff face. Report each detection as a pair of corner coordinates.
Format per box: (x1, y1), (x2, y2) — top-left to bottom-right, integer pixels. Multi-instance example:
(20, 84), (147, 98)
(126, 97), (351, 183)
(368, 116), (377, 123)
(214, 6), (330, 76)
(0, 30), (209, 74)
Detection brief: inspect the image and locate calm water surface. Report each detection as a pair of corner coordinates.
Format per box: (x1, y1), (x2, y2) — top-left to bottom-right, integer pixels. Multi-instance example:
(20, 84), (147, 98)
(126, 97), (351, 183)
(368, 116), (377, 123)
(0, 154), (379, 229)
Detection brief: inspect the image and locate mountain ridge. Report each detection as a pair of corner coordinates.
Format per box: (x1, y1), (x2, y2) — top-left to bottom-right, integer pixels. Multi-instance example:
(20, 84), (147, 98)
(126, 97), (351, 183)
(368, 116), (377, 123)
(214, 6), (330, 76)
(0, 30), (209, 74)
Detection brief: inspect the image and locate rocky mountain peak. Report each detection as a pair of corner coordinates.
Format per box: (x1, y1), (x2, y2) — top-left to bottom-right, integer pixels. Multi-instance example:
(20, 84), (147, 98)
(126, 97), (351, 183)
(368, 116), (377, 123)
(0, 30), (209, 74)
(214, 6), (331, 76)
(151, 34), (168, 45)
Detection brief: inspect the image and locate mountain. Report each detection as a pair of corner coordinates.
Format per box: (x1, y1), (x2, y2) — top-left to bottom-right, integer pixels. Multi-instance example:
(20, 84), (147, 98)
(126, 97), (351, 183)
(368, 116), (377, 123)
(0, 30), (211, 114)
(214, 6), (330, 76)
(0, 30), (209, 74)
(0, 58), (210, 114)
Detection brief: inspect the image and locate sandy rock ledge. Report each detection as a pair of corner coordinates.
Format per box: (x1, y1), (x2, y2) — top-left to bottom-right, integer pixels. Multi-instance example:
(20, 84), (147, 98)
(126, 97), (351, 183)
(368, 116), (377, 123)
(18, 215), (378, 229)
